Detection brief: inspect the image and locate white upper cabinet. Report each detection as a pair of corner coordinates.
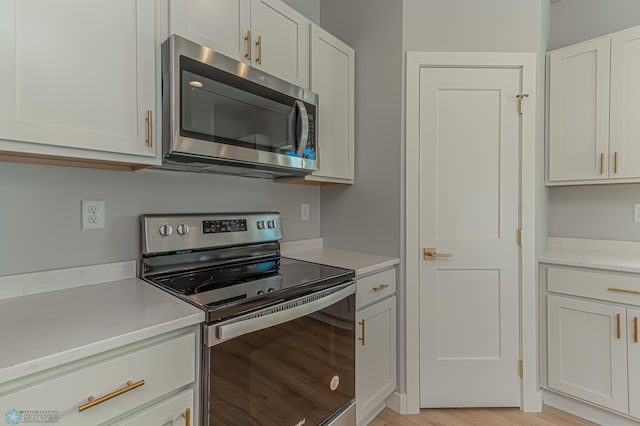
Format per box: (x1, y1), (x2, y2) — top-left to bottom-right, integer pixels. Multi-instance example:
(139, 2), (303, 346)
(610, 27), (640, 179)
(250, 0), (308, 87)
(169, 0), (308, 87)
(548, 24), (640, 185)
(169, 0), (250, 62)
(548, 38), (610, 183)
(306, 24), (355, 184)
(0, 0), (158, 165)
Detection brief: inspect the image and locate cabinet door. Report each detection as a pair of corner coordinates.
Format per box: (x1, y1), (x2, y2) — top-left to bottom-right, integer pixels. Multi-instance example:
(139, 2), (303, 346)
(547, 295), (628, 413)
(356, 296), (396, 424)
(0, 332), (195, 425)
(0, 0), (156, 158)
(629, 308), (640, 419)
(309, 25), (355, 183)
(111, 389), (193, 426)
(610, 27), (640, 179)
(250, 0), (308, 87)
(548, 38), (610, 182)
(169, 0), (250, 62)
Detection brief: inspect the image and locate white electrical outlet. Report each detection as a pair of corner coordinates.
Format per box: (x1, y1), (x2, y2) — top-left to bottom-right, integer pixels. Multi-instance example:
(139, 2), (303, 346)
(634, 204), (640, 223)
(301, 203), (310, 221)
(82, 200), (105, 230)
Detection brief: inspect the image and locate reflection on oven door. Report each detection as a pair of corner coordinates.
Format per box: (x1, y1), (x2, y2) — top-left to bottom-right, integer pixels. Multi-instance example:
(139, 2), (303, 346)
(208, 295), (355, 426)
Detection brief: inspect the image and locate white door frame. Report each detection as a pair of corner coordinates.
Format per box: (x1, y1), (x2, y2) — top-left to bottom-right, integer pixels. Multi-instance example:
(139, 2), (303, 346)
(404, 52), (541, 413)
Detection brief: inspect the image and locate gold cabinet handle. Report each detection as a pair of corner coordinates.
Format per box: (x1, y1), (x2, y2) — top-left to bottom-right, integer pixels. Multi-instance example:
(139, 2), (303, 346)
(635, 317), (638, 344)
(600, 152), (605, 175)
(358, 319), (365, 346)
(617, 313), (621, 339)
(608, 287), (640, 295)
(256, 35), (262, 64)
(146, 110), (152, 147)
(182, 408), (191, 426)
(614, 151), (619, 174)
(78, 380), (145, 412)
(423, 248), (453, 260)
(372, 284), (389, 292)
(244, 30), (251, 60)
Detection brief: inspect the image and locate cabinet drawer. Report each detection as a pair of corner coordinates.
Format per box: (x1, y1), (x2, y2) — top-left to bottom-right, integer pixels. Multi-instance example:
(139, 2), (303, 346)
(547, 266), (640, 306)
(356, 268), (396, 308)
(112, 389), (193, 426)
(0, 332), (195, 426)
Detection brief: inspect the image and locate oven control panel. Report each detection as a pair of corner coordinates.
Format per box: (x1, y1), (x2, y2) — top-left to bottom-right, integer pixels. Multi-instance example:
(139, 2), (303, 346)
(203, 219), (248, 234)
(140, 213), (282, 255)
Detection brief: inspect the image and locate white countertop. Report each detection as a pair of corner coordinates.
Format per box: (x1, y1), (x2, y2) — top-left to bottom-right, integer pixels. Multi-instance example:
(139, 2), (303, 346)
(284, 247), (399, 277)
(0, 278), (204, 384)
(540, 237), (640, 273)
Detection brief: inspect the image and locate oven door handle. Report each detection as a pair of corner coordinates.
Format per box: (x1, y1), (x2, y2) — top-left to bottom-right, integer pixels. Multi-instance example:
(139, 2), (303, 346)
(206, 281), (356, 346)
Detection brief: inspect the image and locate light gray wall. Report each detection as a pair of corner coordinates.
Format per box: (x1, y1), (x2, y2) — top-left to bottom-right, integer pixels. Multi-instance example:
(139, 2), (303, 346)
(547, 1), (640, 241)
(403, 0), (543, 52)
(318, 0), (549, 397)
(0, 162), (319, 276)
(549, 185), (640, 241)
(319, 0), (403, 258)
(550, 0), (640, 50)
(281, 0), (320, 24)
(0, 0), (325, 277)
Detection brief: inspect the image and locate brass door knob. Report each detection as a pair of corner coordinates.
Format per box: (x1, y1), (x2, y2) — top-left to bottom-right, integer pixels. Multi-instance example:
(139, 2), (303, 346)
(423, 248), (453, 260)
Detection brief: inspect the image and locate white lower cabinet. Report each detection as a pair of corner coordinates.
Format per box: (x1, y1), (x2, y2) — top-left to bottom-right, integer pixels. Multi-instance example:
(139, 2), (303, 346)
(0, 329), (197, 426)
(544, 265), (640, 420)
(113, 389), (193, 426)
(629, 308), (640, 419)
(547, 295), (629, 413)
(355, 268), (397, 425)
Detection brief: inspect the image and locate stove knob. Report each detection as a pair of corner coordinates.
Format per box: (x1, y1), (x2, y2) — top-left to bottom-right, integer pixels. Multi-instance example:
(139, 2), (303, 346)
(267, 220), (276, 229)
(267, 288), (275, 292)
(177, 223), (190, 235)
(159, 224), (173, 237)
(257, 290), (265, 295)
(257, 221), (266, 229)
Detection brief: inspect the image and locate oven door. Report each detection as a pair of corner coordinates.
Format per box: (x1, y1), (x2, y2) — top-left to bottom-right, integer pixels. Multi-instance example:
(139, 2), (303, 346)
(203, 281), (356, 426)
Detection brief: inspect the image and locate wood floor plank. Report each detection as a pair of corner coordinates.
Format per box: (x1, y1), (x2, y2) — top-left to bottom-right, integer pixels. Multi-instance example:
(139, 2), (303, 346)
(370, 406), (597, 426)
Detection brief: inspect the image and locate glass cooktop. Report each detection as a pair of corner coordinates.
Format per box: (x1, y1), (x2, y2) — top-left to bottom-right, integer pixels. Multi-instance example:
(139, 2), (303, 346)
(147, 257), (354, 323)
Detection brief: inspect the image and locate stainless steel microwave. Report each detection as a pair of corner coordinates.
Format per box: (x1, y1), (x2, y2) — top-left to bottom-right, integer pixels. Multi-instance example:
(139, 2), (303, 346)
(159, 35), (318, 178)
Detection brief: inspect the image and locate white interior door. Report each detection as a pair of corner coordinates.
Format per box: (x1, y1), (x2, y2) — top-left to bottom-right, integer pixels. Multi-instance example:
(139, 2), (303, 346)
(419, 67), (521, 407)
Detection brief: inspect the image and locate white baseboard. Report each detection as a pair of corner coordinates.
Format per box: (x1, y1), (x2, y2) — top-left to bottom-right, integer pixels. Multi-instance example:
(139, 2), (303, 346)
(0, 260), (137, 300)
(359, 402), (386, 426)
(385, 392), (408, 414)
(543, 390), (640, 426)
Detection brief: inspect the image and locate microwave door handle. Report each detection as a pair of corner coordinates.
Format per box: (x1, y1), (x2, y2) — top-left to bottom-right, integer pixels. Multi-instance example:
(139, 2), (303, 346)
(294, 100), (309, 156)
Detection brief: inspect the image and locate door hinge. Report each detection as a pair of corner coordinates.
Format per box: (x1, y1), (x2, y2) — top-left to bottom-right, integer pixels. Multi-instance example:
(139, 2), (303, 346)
(516, 228), (523, 247)
(516, 94), (529, 114)
(518, 360), (524, 378)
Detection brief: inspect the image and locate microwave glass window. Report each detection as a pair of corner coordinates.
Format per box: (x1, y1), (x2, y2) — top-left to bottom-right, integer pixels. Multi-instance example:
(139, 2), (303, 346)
(181, 70), (294, 154)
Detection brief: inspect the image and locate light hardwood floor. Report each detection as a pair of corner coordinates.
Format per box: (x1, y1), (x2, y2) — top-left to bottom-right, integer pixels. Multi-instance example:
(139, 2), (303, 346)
(370, 406), (597, 426)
